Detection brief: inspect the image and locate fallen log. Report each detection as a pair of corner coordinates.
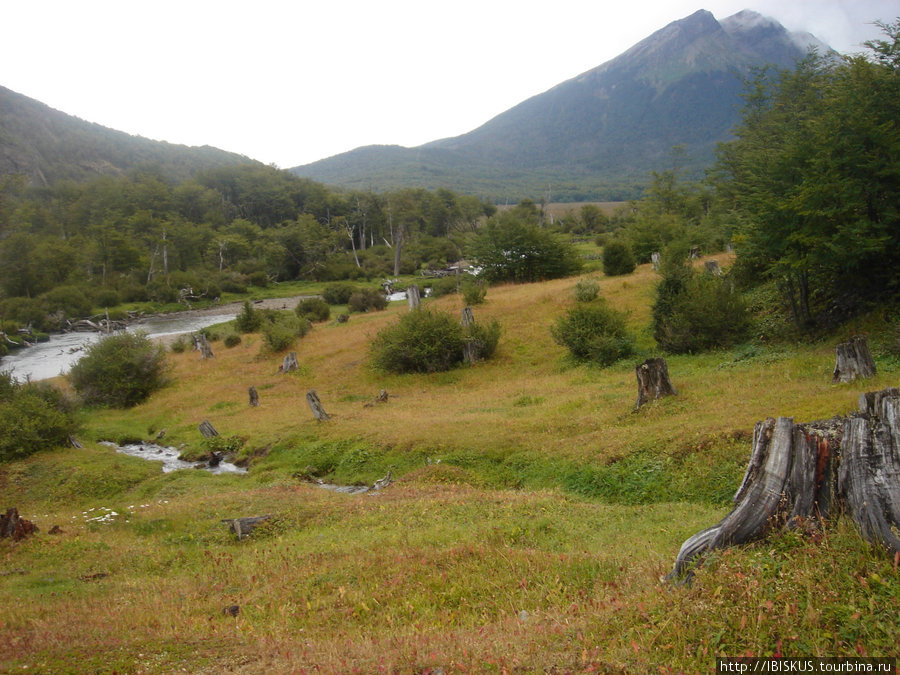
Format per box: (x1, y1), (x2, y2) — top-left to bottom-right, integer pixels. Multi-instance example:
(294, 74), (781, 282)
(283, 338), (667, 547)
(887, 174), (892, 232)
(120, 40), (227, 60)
(668, 387), (900, 583)
(198, 420), (219, 438)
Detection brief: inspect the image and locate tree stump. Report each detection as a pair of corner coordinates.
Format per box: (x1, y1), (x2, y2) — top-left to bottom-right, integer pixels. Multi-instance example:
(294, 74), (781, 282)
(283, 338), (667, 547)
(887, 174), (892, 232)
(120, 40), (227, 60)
(704, 260), (721, 276)
(634, 358), (678, 410)
(306, 390), (331, 421)
(832, 335), (876, 383)
(364, 390), (390, 407)
(651, 252), (660, 270)
(198, 420), (219, 438)
(668, 387), (900, 583)
(221, 515), (272, 540)
(407, 284), (421, 310)
(194, 333), (214, 359)
(248, 386), (259, 407)
(689, 246), (700, 259)
(461, 306), (474, 327)
(280, 352), (299, 373)
(0, 508), (38, 541)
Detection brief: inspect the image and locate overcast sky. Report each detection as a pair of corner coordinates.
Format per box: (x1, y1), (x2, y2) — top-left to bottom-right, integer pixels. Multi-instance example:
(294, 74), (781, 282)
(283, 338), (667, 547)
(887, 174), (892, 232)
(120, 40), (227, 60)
(3, 1), (895, 168)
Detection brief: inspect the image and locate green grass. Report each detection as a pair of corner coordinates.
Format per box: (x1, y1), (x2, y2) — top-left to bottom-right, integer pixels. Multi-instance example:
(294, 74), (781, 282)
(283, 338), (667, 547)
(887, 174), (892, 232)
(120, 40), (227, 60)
(2, 256), (899, 671)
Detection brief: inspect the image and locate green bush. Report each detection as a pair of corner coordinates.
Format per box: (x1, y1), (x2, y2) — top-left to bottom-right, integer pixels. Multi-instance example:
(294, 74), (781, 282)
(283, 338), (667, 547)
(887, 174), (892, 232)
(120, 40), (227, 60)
(170, 335), (190, 353)
(574, 278), (600, 303)
(602, 241), (636, 276)
(248, 270), (269, 287)
(428, 277), (459, 298)
(652, 269), (751, 354)
(223, 333), (242, 348)
(68, 332), (170, 407)
(462, 279), (487, 305)
(262, 312), (310, 352)
(348, 288), (388, 313)
(296, 297), (331, 323)
(370, 309), (501, 374)
(322, 282), (359, 305)
(469, 217), (582, 283)
(93, 288), (121, 309)
(551, 300), (635, 366)
(234, 300), (264, 333)
(0, 373), (79, 462)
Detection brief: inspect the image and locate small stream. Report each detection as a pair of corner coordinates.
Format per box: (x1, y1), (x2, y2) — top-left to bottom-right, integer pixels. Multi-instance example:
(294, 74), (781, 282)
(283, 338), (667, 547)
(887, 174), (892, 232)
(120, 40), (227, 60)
(1, 311), (236, 381)
(101, 441), (247, 474)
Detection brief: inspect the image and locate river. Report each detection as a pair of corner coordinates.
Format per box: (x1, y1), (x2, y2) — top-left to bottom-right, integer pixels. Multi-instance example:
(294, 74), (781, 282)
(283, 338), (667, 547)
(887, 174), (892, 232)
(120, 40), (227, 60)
(1, 310), (238, 382)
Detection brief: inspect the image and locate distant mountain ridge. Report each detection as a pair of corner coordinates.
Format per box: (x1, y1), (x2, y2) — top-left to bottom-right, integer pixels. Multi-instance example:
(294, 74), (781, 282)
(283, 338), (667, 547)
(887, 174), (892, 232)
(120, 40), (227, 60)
(292, 9), (832, 201)
(0, 85), (259, 186)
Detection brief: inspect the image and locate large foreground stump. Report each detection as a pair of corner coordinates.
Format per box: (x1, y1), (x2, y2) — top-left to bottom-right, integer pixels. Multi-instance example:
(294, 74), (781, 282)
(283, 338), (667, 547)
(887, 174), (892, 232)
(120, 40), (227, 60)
(833, 335), (876, 383)
(634, 358), (677, 410)
(669, 387), (900, 583)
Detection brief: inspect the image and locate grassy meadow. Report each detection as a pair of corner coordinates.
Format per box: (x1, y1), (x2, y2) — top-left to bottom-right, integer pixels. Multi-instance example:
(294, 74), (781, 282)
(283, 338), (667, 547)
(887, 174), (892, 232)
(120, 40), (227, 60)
(2, 255), (900, 673)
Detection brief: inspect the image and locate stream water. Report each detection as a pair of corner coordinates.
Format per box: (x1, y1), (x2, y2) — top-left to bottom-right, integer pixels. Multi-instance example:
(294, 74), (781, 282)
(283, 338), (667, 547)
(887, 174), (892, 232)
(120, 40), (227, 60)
(100, 441), (247, 474)
(1, 311), (236, 381)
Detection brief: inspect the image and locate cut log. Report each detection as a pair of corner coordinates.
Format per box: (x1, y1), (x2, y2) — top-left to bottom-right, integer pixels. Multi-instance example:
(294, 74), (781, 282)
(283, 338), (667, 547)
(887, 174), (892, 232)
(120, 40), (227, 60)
(248, 386), (259, 407)
(668, 388), (900, 583)
(634, 358), (678, 410)
(0, 508), (38, 541)
(221, 515), (272, 540)
(280, 352), (299, 373)
(407, 285), (421, 310)
(306, 390), (331, 421)
(198, 420), (219, 438)
(832, 335), (876, 383)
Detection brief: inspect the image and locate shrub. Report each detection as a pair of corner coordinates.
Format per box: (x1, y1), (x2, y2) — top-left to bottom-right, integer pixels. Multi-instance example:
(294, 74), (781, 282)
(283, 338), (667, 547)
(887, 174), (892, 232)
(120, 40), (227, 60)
(370, 309), (501, 374)
(262, 312), (310, 352)
(462, 279), (487, 305)
(602, 241), (637, 276)
(248, 270), (269, 287)
(223, 333), (242, 348)
(296, 297), (331, 323)
(429, 277), (459, 298)
(322, 282), (359, 305)
(574, 278), (600, 303)
(40, 285), (93, 318)
(93, 288), (121, 308)
(653, 269), (751, 353)
(170, 335), (189, 353)
(0, 373), (79, 462)
(68, 332), (170, 407)
(551, 301), (635, 366)
(234, 300), (264, 333)
(348, 288), (388, 313)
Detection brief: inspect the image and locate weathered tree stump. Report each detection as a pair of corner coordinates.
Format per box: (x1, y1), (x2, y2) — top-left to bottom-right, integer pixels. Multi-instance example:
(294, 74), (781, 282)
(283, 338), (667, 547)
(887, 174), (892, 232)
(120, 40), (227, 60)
(337, 314), (349, 324)
(704, 260), (721, 276)
(669, 387), (900, 583)
(651, 252), (661, 270)
(461, 306), (475, 327)
(634, 358), (678, 410)
(248, 386), (259, 407)
(194, 333), (214, 359)
(306, 390), (331, 421)
(280, 351), (299, 373)
(198, 420), (219, 438)
(0, 508), (38, 541)
(832, 335), (876, 383)
(407, 284), (421, 310)
(221, 515), (272, 540)
(689, 246), (700, 259)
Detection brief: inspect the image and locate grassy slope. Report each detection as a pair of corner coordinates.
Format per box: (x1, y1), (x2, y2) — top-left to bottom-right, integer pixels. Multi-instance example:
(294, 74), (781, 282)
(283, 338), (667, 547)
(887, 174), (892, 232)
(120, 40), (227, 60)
(2, 256), (899, 672)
